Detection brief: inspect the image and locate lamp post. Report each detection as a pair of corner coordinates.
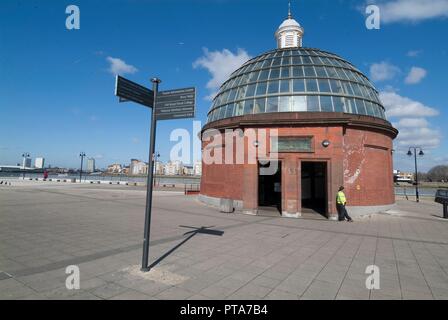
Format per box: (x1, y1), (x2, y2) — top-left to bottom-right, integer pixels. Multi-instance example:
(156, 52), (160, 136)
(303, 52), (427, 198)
(153, 151), (160, 187)
(407, 147), (424, 203)
(21, 152), (30, 180)
(79, 152), (86, 182)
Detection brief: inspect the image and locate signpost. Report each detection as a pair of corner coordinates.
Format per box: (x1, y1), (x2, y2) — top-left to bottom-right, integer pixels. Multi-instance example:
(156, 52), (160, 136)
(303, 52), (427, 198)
(155, 87), (195, 120)
(114, 75), (195, 272)
(115, 75), (154, 107)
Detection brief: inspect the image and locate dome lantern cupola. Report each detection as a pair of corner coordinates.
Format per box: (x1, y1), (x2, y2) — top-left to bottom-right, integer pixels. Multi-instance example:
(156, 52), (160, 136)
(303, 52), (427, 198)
(275, 2), (304, 49)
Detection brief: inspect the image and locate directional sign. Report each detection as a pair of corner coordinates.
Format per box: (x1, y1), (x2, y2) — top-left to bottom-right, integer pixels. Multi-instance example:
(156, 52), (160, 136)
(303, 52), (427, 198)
(155, 87), (195, 120)
(113, 77), (197, 272)
(115, 75), (154, 108)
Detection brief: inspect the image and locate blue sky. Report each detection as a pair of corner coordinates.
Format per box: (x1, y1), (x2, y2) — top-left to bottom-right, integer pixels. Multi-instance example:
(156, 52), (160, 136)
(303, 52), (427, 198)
(0, 0), (447, 171)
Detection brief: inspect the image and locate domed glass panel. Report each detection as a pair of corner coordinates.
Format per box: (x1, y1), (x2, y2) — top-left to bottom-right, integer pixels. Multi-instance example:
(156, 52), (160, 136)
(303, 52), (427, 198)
(206, 48), (387, 123)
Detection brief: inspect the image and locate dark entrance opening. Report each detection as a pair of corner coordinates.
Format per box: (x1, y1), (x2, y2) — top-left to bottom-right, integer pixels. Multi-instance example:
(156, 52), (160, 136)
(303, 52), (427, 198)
(258, 161), (282, 215)
(301, 161), (327, 217)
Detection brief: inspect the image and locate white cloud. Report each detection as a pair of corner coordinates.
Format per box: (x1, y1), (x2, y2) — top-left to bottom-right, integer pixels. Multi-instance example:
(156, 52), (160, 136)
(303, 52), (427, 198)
(132, 137), (139, 144)
(381, 90), (442, 149)
(395, 117), (429, 128)
(106, 56), (138, 75)
(377, 0), (448, 23)
(407, 50), (422, 57)
(380, 91), (439, 117)
(395, 127), (441, 148)
(405, 66), (427, 84)
(370, 61), (400, 82)
(433, 155), (448, 163)
(193, 48), (251, 100)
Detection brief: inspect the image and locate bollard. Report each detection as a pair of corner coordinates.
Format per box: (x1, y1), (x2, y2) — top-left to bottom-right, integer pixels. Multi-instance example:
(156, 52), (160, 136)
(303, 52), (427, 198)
(444, 203), (448, 219)
(220, 199), (234, 213)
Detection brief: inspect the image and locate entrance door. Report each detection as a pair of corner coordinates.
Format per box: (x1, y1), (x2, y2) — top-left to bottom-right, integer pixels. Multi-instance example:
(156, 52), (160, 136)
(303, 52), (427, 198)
(301, 161), (327, 216)
(258, 161), (282, 214)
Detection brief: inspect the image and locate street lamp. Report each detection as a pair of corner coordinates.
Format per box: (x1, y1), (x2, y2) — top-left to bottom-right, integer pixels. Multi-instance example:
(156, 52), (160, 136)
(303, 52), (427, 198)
(407, 147), (424, 202)
(21, 152), (30, 180)
(79, 152), (86, 182)
(153, 151), (160, 187)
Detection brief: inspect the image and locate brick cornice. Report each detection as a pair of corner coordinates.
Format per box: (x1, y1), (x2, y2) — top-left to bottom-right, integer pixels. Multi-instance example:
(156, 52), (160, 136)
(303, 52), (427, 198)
(201, 112), (398, 139)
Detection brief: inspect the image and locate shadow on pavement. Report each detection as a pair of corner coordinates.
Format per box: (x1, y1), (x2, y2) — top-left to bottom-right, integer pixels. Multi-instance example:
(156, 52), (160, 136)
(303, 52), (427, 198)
(149, 226), (224, 269)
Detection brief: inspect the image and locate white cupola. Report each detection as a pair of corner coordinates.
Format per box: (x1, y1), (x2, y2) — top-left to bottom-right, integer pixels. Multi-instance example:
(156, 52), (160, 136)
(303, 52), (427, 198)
(275, 2), (304, 49)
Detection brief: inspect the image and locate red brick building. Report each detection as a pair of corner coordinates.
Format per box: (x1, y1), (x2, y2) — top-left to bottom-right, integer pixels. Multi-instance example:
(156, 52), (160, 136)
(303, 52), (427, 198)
(199, 10), (398, 219)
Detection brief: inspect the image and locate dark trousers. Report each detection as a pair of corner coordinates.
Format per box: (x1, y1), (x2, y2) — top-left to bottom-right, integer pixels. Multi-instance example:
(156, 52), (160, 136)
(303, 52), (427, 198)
(337, 204), (352, 221)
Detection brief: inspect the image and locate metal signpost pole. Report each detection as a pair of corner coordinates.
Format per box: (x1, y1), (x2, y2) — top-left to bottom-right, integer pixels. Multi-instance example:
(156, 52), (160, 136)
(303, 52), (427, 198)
(141, 78), (161, 272)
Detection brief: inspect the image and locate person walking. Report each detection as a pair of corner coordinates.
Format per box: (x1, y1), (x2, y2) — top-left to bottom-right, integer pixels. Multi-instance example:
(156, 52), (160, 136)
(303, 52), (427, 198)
(336, 186), (353, 222)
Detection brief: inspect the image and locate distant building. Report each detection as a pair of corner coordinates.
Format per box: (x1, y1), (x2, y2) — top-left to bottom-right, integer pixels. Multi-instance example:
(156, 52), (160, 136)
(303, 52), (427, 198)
(129, 159), (148, 175)
(86, 158), (95, 173)
(34, 157), (45, 169)
(194, 160), (202, 176)
(155, 161), (164, 175)
(183, 165), (194, 175)
(22, 157), (32, 168)
(107, 163), (122, 174)
(394, 170), (413, 183)
(164, 161), (183, 175)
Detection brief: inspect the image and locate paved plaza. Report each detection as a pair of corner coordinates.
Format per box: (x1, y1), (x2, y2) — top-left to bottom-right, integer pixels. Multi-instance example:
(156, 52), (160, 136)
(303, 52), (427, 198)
(1, 180), (448, 300)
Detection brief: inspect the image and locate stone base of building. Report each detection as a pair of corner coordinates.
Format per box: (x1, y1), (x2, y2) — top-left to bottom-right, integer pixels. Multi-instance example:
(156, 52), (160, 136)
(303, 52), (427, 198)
(197, 194), (243, 211)
(198, 194), (395, 219)
(282, 211), (301, 218)
(346, 203), (396, 217)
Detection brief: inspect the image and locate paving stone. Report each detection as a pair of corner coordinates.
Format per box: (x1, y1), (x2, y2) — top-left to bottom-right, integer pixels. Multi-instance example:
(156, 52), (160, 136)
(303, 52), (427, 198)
(90, 282), (128, 299)
(300, 280), (339, 300)
(199, 285), (237, 299)
(265, 289), (298, 300)
(232, 283), (272, 298)
(110, 289), (154, 300)
(155, 286), (196, 300)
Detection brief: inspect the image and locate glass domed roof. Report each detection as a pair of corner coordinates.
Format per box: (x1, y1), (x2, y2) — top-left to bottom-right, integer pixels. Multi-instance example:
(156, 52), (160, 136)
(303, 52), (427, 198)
(206, 48), (387, 123)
